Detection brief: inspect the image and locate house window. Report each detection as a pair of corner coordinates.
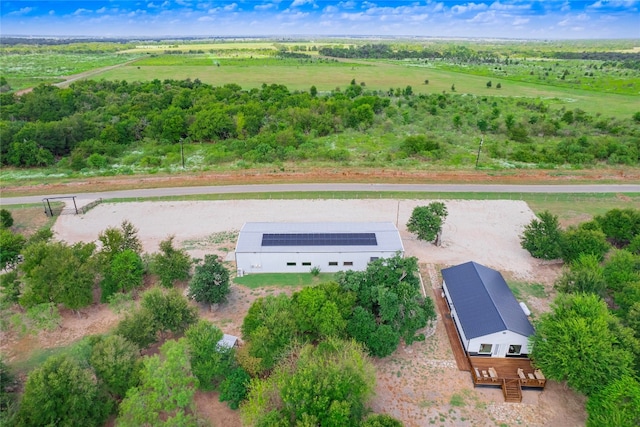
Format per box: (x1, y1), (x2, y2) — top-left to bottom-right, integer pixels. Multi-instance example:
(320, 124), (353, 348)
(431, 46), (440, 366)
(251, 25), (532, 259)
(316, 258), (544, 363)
(302, 262), (311, 266)
(370, 257), (379, 262)
(508, 345), (522, 355)
(343, 261), (353, 266)
(328, 261), (338, 266)
(479, 344), (492, 354)
(287, 262), (296, 266)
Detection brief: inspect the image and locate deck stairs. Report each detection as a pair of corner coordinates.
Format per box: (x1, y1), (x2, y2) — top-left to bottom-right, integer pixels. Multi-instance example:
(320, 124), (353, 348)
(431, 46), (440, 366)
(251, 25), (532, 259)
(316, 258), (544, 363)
(502, 379), (522, 403)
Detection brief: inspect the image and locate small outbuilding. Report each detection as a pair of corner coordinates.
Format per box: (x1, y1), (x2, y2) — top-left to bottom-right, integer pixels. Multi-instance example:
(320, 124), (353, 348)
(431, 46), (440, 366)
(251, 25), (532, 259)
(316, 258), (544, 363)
(217, 334), (239, 349)
(235, 222), (404, 274)
(441, 261), (534, 358)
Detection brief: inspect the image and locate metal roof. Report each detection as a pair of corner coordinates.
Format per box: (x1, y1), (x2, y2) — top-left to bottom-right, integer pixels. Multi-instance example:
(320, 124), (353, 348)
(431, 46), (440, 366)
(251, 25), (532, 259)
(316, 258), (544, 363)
(441, 261), (535, 340)
(217, 334), (238, 349)
(235, 222), (404, 253)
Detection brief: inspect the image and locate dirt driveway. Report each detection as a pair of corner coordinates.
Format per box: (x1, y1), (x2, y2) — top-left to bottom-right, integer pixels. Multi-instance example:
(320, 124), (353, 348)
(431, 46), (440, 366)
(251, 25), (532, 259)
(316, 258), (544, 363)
(4, 199), (585, 426)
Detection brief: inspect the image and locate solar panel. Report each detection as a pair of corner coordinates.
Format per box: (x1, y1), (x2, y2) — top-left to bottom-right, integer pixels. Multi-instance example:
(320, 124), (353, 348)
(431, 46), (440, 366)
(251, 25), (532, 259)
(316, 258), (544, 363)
(262, 233), (377, 247)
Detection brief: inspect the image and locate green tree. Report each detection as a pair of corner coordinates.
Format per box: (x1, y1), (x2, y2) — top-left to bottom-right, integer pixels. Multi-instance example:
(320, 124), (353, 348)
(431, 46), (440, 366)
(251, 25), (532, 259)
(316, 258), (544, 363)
(595, 208), (640, 247)
(98, 220), (143, 262)
(586, 375), (640, 427)
(531, 293), (634, 395)
(554, 254), (607, 296)
(141, 287), (198, 338)
(560, 227), (611, 263)
(406, 202), (448, 244)
(241, 337), (376, 426)
(219, 367), (251, 410)
(115, 309), (158, 349)
(0, 209), (13, 228)
(291, 282), (355, 343)
(0, 355), (15, 415)
(20, 241), (96, 310)
(185, 320), (232, 391)
(188, 255), (231, 307)
(16, 355), (108, 427)
(338, 254), (436, 356)
(101, 249), (144, 302)
(89, 335), (141, 398)
(0, 229), (25, 270)
(361, 413), (404, 427)
(117, 339), (198, 426)
(521, 211), (563, 260)
(150, 236), (192, 288)
(241, 294), (297, 373)
(603, 249), (640, 291)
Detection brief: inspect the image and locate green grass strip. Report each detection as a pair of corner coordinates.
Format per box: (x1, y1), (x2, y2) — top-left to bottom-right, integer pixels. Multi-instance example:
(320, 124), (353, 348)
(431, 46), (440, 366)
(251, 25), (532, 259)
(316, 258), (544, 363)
(233, 273), (335, 289)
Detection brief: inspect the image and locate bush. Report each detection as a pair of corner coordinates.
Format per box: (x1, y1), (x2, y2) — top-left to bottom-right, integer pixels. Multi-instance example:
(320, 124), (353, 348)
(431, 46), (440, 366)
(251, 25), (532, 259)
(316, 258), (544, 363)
(0, 210), (13, 229)
(586, 375), (640, 427)
(188, 255), (230, 307)
(219, 367), (251, 410)
(560, 227), (610, 263)
(520, 211), (563, 260)
(150, 236), (192, 288)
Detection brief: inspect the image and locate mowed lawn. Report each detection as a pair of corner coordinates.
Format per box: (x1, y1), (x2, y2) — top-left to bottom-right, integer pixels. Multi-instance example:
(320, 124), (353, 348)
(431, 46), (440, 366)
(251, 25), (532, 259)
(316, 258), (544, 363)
(92, 57), (639, 117)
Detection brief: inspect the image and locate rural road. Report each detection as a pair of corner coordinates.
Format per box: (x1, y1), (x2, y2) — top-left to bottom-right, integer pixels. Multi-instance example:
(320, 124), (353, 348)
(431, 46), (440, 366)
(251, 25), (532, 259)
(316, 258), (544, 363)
(1, 183), (639, 205)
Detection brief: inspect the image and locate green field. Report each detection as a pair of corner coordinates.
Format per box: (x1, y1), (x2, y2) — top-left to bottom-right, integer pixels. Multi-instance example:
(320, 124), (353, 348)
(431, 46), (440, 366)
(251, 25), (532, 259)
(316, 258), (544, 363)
(89, 55), (640, 117)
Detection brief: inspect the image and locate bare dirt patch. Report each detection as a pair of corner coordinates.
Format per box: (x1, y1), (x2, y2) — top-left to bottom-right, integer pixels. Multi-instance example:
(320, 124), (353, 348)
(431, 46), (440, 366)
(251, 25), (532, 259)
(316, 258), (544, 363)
(3, 199), (585, 426)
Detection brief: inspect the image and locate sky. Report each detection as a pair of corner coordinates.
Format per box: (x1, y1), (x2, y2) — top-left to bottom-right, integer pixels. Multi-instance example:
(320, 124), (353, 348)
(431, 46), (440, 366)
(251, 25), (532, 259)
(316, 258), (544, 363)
(1, 1), (639, 39)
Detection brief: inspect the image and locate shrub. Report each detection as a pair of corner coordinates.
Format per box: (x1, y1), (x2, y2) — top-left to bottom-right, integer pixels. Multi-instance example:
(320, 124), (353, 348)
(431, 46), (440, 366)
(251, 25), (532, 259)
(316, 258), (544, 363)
(520, 211), (563, 260)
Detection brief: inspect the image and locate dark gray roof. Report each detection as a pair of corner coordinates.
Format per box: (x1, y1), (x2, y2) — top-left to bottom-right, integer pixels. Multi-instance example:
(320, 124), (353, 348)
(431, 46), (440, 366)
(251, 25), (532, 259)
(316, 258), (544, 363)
(441, 261), (535, 339)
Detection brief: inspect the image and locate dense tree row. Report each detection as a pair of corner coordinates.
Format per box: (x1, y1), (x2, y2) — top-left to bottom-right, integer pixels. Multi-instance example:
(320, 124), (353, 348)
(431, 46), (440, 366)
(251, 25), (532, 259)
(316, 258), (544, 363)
(523, 208), (640, 426)
(544, 51), (640, 70)
(2, 79), (637, 171)
(319, 43), (500, 63)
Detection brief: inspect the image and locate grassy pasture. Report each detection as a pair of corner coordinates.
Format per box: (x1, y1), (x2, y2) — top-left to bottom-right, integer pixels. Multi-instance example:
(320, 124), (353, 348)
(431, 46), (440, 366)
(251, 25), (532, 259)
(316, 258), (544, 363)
(93, 56), (639, 117)
(0, 52), (139, 90)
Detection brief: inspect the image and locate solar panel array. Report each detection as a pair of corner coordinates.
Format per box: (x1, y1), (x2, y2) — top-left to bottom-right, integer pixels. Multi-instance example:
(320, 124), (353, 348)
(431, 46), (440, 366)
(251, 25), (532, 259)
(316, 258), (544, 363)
(261, 233), (378, 247)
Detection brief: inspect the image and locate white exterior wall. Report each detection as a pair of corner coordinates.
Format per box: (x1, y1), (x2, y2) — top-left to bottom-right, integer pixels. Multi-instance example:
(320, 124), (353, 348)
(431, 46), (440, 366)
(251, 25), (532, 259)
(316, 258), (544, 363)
(236, 250), (398, 274)
(443, 279), (530, 357)
(467, 331), (531, 357)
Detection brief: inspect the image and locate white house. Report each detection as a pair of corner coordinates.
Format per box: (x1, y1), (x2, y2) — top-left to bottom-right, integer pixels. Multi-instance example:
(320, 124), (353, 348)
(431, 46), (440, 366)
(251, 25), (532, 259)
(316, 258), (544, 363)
(235, 222), (404, 274)
(441, 261), (535, 358)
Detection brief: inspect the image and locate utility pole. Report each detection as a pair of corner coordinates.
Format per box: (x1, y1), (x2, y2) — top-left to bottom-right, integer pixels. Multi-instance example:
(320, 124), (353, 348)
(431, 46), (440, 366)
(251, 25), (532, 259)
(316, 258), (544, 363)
(180, 138), (185, 169)
(475, 136), (484, 169)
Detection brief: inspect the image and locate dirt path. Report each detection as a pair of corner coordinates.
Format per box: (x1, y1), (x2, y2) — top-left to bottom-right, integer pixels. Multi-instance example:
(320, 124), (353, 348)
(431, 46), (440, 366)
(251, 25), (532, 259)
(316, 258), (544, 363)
(13, 59), (139, 96)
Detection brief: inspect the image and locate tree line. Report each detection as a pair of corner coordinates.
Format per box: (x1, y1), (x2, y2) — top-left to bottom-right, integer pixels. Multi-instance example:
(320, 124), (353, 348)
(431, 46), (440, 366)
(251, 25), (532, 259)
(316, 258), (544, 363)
(1, 79), (638, 171)
(521, 208), (640, 426)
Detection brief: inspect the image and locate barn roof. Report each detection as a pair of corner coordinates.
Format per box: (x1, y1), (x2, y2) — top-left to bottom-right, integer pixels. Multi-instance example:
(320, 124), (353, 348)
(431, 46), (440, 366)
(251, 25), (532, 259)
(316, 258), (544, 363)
(441, 261), (535, 340)
(235, 222), (404, 254)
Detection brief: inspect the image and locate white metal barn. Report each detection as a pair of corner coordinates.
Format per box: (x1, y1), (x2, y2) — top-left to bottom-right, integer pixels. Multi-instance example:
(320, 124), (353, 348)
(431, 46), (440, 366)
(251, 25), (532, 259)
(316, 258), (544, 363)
(441, 261), (535, 358)
(235, 222), (404, 274)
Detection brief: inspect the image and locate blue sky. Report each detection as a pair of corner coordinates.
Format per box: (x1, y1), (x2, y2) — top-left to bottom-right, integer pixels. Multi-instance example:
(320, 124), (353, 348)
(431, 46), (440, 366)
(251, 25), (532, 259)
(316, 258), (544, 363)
(1, 1), (639, 39)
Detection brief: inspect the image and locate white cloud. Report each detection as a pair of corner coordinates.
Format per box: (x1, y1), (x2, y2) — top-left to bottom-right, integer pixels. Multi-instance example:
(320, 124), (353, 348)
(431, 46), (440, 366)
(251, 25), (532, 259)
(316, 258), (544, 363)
(291, 0), (314, 6)
(468, 10), (497, 23)
(198, 16), (215, 21)
(73, 8), (91, 16)
(224, 3), (238, 11)
(8, 7), (34, 16)
(513, 17), (529, 25)
(451, 2), (488, 14)
(96, 7), (107, 14)
(489, 1), (530, 11)
(561, 1), (571, 12)
(339, 1), (356, 8)
(255, 3), (275, 11)
(324, 5), (338, 12)
(48, 10), (55, 16)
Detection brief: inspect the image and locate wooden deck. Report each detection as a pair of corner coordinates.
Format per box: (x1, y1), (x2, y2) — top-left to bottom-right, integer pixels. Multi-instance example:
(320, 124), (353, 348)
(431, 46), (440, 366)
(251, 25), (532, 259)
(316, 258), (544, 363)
(434, 286), (470, 371)
(434, 287), (546, 402)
